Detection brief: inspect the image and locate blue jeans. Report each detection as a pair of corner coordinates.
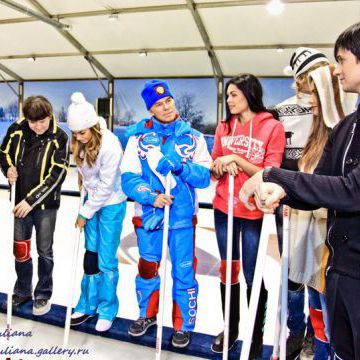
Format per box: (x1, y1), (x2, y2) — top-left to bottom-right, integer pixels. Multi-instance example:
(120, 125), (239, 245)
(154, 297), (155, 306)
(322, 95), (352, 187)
(287, 284), (309, 337)
(14, 208), (57, 300)
(214, 209), (262, 287)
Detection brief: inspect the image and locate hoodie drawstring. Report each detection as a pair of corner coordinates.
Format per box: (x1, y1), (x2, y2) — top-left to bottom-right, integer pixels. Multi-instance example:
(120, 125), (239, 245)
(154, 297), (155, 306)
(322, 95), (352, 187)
(246, 118), (253, 159)
(231, 115), (253, 160)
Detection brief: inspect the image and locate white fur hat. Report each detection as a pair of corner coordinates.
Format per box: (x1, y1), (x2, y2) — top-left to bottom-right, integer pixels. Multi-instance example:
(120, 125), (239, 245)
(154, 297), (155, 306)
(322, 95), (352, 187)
(309, 64), (358, 128)
(67, 92), (99, 131)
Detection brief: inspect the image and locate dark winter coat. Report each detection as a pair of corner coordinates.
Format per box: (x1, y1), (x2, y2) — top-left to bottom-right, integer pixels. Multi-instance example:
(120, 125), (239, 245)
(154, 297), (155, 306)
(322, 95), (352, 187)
(0, 116), (69, 209)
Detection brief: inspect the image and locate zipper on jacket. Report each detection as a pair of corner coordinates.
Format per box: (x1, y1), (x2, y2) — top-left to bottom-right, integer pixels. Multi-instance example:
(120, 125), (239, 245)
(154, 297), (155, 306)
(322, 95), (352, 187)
(325, 121), (356, 275)
(18, 140), (26, 164)
(329, 122), (357, 276)
(341, 122), (356, 176)
(35, 141), (43, 167)
(325, 212), (336, 276)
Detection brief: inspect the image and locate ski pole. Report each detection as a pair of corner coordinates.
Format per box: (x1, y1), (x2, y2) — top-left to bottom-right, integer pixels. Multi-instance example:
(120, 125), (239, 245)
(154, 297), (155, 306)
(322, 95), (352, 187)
(155, 173), (171, 360)
(63, 190), (84, 349)
(63, 227), (82, 349)
(223, 175), (235, 358)
(271, 206), (284, 360)
(7, 183), (16, 331)
(240, 214), (272, 360)
(279, 205), (290, 360)
(271, 277), (282, 360)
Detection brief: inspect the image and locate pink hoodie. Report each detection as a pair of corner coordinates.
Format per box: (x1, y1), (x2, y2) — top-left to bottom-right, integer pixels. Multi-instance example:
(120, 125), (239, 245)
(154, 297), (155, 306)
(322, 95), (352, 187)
(212, 112), (285, 219)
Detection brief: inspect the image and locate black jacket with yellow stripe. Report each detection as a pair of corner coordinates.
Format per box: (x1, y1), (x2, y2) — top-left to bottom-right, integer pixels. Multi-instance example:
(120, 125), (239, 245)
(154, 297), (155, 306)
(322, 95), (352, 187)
(0, 116), (69, 209)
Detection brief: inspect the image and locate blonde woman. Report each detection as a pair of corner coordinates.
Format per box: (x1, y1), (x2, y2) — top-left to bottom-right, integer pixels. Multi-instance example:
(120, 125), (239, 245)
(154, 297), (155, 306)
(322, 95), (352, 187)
(275, 48), (330, 358)
(67, 92), (126, 332)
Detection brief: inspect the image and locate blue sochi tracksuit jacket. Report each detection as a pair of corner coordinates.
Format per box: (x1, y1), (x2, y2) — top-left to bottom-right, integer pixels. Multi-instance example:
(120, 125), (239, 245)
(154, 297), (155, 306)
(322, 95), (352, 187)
(120, 116), (211, 331)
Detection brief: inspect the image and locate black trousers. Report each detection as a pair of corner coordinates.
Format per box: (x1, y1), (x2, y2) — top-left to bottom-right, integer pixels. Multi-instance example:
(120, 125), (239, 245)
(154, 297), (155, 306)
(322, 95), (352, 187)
(326, 271), (360, 359)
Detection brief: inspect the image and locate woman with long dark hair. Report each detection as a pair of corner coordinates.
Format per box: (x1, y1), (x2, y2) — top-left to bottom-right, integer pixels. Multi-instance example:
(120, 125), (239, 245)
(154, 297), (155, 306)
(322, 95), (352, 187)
(211, 74), (285, 357)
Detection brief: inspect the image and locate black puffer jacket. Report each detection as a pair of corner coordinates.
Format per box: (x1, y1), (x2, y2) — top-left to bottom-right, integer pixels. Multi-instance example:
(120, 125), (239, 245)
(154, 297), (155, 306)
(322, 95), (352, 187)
(0, 117), (69, 209)
(265, 106), (360, 279)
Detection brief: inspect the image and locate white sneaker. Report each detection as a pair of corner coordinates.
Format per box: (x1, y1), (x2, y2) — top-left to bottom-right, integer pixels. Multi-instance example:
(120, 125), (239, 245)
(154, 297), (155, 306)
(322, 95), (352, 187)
(95, 319), (113, 332)
(70, 312), (94, 326)
(71, 312), (85, 319)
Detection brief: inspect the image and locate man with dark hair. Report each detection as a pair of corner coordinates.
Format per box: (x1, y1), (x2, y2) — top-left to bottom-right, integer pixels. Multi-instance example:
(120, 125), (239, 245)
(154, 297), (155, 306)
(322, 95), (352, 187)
(334, 22), (360, 63)
(240, 22), (360, 359)
(0, 95), (69, 316)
